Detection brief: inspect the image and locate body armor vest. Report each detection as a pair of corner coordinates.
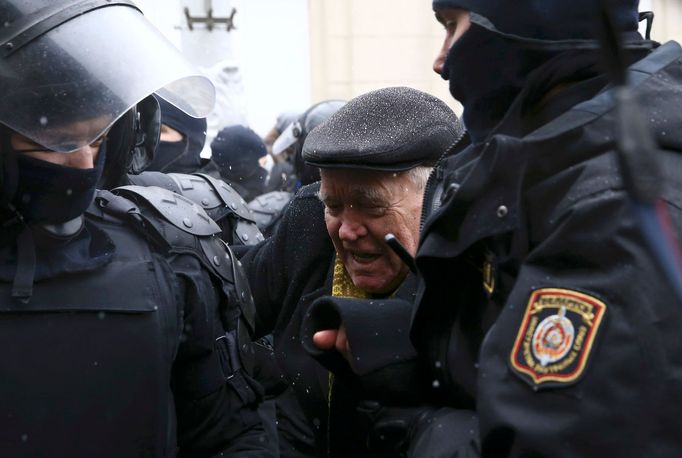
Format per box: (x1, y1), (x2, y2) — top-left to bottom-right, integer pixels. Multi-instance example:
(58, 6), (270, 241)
(0, 211), (179, 457)
(0, 186), (259, 457)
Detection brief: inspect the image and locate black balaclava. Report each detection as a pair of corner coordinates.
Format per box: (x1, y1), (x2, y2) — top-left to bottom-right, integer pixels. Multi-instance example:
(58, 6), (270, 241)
(146, 96), (207, 174)
(9, 141), (106, 225)
(0, 136), (111, 301)
(432, 0), (641, 143)
(211, 125), (268, 201)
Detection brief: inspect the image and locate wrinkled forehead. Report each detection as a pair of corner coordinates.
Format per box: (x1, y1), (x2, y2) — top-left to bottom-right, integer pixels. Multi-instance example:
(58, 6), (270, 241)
(319, 168), (407, 200)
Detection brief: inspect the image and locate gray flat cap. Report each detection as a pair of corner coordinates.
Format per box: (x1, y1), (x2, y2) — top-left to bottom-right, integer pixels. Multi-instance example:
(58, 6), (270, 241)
(302, 86), (463, 171)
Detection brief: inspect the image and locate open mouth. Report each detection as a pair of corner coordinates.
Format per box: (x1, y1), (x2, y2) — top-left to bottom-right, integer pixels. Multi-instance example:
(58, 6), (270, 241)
(350, 252), (381, 264)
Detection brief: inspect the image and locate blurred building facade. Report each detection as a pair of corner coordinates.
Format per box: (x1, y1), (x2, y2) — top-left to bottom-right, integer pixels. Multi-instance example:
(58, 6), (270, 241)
(133, 0), (679, 144)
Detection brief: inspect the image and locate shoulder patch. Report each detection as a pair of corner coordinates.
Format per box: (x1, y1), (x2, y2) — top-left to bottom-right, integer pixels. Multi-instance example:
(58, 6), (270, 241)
(509, 288), (606, 389)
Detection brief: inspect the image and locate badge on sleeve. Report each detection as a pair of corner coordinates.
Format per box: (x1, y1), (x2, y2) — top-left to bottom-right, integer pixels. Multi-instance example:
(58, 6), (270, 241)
(509, 288), (606, 389)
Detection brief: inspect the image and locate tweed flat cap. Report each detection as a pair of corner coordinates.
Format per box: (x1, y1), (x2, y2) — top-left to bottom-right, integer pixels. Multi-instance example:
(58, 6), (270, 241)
(302, 86), (463, 171)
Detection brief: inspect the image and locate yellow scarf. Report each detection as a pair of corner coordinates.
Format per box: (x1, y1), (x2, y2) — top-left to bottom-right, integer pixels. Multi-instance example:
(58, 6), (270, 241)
(326, 254), (370, 454)
(331, 255), (371, 299)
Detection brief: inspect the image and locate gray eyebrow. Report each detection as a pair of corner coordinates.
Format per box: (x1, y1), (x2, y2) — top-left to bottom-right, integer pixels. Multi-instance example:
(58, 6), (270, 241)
(317, 185), (387, 207)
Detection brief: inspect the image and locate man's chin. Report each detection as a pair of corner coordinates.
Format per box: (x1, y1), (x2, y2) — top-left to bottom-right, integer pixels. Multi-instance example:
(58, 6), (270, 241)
(350, 274), (391, 295)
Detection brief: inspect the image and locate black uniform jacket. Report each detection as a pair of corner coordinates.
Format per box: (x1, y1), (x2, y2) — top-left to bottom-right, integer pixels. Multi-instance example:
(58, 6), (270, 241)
(0, 190), (271, 457)
(411, 41), (682, 457)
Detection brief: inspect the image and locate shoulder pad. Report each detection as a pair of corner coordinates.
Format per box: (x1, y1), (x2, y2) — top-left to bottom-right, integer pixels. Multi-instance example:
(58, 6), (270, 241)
(247, 191), (293, 230)
(234, 220), (265, 245)
(127, 172), (182, 194)
(88, 189), (141, 223)
(199, 237), (256, 333)
(113, 185), (220, 236)
(192, 173), (255, 222)
(166, 173), (225, 212)
(166, 173), (264, 245)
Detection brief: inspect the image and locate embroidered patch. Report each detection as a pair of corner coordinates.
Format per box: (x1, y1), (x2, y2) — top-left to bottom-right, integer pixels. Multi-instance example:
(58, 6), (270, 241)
(510, 288), (606, 388)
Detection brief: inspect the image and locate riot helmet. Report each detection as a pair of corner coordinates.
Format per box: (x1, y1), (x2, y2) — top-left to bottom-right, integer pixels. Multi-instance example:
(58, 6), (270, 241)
(0, 0), (214, 152)
(0, 0), (215, 220)
(272, 100), (346, 187)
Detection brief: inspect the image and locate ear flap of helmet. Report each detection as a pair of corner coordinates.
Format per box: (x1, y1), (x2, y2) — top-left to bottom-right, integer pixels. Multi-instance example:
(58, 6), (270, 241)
(98, 95), (160, 189)
(129, 95), (160, 174)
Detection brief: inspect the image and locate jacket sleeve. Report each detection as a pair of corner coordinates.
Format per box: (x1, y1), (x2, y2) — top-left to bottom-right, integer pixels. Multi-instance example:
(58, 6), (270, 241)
(476, 182), (682, 457)
(300, 294), (425, 402)
(169, 253), (274, 457)
(239, 183), (333, 337)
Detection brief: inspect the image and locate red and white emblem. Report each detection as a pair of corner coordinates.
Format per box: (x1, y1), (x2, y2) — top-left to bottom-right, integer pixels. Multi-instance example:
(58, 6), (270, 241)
(510, 288), (607, 388)
(532, 307), (575, 366)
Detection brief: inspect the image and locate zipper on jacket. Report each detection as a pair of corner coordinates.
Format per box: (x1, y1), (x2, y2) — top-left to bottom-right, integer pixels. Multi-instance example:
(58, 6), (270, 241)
(420, 130), (469, 232)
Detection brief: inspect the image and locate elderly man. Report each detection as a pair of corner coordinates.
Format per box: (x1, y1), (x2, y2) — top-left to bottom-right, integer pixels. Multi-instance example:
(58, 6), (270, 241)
(239, 86), (463, 457)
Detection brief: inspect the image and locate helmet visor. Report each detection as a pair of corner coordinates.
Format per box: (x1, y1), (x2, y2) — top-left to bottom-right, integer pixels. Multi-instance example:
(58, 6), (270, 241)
(272, 122), (299, 156)
(0, 3), (215, 152)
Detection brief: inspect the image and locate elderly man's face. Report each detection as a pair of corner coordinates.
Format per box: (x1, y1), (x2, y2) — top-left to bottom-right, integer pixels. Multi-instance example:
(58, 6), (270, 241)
(319, 168), (423, 295)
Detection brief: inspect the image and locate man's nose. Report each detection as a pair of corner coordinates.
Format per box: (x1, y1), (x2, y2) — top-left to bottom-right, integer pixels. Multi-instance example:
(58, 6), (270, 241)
(66, 145), (96, 169)
(433, 40), (450, 75)
(433, 51), (445, 75)
(338, 214), (367, 241)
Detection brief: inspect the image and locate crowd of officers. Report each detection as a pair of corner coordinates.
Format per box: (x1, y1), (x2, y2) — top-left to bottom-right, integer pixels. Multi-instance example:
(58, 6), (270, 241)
(2, 0), (682, 457)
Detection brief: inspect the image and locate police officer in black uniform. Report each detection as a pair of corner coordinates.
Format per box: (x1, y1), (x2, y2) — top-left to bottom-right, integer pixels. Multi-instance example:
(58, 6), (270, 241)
(93, 93), (264, 248)
(0, 1), (272, 456)
(304, 0), (682, 456)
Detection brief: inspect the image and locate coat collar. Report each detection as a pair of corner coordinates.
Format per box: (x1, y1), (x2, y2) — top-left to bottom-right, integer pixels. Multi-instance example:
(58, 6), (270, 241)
(419, 41), (682, 262)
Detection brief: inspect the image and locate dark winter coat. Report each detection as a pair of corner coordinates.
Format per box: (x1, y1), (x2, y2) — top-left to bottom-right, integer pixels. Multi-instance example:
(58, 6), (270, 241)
(240, 183), (419, 457)
(409, 41), (682, 456)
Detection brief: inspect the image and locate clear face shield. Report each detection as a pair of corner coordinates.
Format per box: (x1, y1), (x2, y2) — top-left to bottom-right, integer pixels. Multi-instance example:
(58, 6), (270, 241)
(272, 121), (301, 157)
(0, 0), (215, 153)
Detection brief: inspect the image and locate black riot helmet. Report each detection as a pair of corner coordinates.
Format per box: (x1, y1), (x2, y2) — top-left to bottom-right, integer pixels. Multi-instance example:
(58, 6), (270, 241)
(0, 0), (215, 212)
(272, 100), (346, 187)
(0, 0), (214, 153)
